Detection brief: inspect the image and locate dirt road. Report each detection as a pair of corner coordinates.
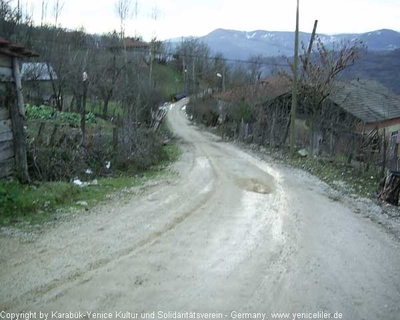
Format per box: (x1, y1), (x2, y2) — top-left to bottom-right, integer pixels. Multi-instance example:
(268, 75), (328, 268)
(1, 98), (400, 319)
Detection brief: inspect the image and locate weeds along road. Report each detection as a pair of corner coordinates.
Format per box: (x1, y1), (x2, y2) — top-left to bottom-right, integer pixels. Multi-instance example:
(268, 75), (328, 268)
(1, 98), (400, 319)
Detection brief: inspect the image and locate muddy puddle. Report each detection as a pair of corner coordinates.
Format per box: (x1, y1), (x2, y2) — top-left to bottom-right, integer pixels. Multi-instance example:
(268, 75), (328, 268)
(235, 177), (274, 194)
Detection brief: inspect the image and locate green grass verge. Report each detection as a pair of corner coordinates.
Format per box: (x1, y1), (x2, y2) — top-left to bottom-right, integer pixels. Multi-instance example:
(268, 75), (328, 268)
(284, 154), (381, 197)
(0, 143), (181, 228)
(85, 101), (123, 118)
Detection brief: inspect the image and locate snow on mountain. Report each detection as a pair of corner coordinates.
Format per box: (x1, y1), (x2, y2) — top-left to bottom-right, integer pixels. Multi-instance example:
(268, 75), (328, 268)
(165, 29), (400, 93)
(168, 28), (400, 60)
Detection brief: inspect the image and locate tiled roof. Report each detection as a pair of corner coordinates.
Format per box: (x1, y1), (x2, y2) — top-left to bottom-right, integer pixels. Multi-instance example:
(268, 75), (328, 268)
(331, 79), (400, 123)
(113, 38), (149, 49)
(125, 39), (149, 48)
(0, 38), (38, 58)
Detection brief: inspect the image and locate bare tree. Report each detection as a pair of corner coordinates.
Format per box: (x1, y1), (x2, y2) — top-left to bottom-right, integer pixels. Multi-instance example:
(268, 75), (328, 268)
(286, 36), (366, 155)
(0, 0), (34, 43)
(175, 38), (211, 94)
(52, 0), (63, 28)
(248, 55), (264, 83)
(40, 0), (48, 27)
(115, 0), (131, 40)
(92, 49), (126, 118)
(227, 63), (252, 89)
(149, 6), (160, 86)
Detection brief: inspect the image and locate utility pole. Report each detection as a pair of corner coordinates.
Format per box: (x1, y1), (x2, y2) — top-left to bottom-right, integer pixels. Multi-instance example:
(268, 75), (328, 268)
(182, 57), (186, 92)
(304, 20), (318, 74)
(222, 65), (226, 92)
(304, 20), (318, 156)
(182, 37), (187, 92)
(192, 58), (196, 94)
(290, 0), (300, 157)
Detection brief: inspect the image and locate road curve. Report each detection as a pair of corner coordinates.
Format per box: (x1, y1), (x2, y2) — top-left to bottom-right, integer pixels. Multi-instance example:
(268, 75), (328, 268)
(1, 98), (400, 319)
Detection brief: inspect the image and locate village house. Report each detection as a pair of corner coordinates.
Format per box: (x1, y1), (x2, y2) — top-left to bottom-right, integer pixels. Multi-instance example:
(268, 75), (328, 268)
(331, 79), (400, 132)
(112, 38), (151, 63)
(213, 76), (400, 163)
(213, 75), (293, 115)
(330, 79), (400, 170)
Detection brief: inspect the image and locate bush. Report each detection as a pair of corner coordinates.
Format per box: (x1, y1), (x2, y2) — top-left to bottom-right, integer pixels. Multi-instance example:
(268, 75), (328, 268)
(0, 182), (16, 213)
(113, 129), (167, 172)
(27, 125), (169, 182)
(26, 104), (56, 120)
(187, 97), (219, 126)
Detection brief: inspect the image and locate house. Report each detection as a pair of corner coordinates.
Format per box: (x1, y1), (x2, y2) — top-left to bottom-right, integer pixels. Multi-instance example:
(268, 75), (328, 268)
(331, 79), (400, 132)
(21, 62), (57, 105)
(0, 37), (37, 181)
(214, 75), (292, 113)
(124, 38), (150, 53)
(213, 75), (365, 151)
(112, 38), (150, 59)
(213, 75), (295, 144)
(331, 79), (400, 169)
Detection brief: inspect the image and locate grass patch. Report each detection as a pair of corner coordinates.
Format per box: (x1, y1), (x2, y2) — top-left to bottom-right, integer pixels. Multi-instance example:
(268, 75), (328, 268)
(162, 143), (182, 163)
(85, 100), (123, 118)
(285, 155), (381, 197)
(0, 176), (139, 226)
(0, 143), (181, 228)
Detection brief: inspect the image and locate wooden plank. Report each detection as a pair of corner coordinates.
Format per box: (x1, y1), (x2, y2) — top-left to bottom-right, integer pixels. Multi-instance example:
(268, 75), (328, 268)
(0, 66), (13, 82)
(0, 119), (12, 134)
(0, 130), (13, 143)
(0, 54), (12, 68)
(0, 107), (9, 121)
(0, 140), (13, 152)
(0, 141), (14, 161)
(0, 157), (14, 178)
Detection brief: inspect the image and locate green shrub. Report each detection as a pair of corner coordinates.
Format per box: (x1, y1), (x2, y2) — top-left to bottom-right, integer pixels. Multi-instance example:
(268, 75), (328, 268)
(0, 183), (16, 213)
(26, 105), (56, 120)
(26, 105), (97, 126)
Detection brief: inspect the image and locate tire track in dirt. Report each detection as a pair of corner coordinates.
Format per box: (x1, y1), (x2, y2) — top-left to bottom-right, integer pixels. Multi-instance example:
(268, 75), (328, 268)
(2, 105), (224, 311)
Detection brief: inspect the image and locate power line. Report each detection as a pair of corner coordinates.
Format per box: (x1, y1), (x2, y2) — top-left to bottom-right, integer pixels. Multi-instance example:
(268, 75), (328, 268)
(155, 51), (289, 67)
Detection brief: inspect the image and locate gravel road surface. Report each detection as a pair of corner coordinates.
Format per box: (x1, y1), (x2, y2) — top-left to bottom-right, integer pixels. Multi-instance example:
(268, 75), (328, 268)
(1, 98), (399, 319)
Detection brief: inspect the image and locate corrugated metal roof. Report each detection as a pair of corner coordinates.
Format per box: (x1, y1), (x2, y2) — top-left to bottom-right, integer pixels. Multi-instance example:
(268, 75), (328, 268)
(21, 62), (57, 81)
(331, 79), (400, 123)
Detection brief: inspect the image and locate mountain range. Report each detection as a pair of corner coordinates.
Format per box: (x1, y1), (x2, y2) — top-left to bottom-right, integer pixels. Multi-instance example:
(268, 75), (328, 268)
(168, 28), (400, 61)
(167, 28), (400, 93)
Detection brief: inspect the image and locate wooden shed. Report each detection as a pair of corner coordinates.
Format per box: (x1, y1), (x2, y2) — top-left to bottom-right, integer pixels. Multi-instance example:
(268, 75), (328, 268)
(0, 38), (37, 182)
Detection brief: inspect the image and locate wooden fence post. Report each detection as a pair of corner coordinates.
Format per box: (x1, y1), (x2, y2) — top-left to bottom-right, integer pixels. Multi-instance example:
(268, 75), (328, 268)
(113, 126), (118, 151)
(11, 57), (29, 183)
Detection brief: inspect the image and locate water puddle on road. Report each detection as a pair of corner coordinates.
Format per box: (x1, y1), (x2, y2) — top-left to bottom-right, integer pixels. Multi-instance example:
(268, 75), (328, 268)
(235, 178), (274, 194)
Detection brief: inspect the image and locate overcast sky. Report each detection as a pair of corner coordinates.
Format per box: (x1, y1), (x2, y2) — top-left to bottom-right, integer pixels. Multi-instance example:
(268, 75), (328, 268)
(14, 0), (400, 40)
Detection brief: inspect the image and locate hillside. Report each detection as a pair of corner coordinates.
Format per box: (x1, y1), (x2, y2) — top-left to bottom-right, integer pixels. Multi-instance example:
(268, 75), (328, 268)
(177, 28), (400, 60)
(342, 49), (400, 94)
